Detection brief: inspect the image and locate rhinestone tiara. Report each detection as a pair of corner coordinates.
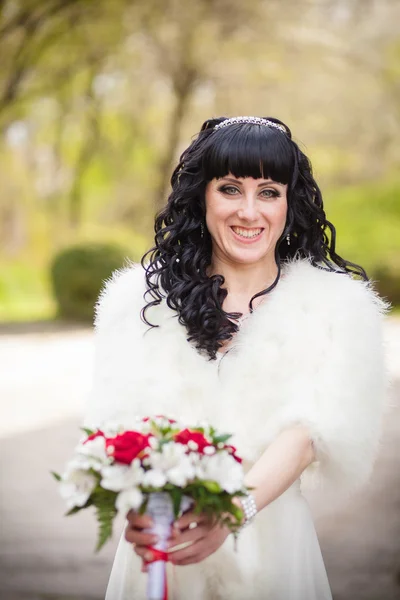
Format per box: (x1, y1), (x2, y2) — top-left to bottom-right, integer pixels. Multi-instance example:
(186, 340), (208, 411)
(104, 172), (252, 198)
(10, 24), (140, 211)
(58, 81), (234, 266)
(213, 116), (286, 133)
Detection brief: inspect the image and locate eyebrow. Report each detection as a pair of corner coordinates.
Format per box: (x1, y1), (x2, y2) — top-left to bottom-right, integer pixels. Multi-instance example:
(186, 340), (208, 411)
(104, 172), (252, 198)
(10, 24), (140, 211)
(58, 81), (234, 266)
(219, 176), (283, 187)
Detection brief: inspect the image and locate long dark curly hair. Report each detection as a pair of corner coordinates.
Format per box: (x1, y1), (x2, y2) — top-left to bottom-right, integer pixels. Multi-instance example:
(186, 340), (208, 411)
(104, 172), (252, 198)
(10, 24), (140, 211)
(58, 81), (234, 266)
(140, 116), (367, 360)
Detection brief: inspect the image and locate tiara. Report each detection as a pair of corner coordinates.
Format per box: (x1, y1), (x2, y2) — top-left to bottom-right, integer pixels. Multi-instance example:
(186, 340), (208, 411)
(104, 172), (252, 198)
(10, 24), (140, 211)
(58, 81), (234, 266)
(213, 116), (286, 133)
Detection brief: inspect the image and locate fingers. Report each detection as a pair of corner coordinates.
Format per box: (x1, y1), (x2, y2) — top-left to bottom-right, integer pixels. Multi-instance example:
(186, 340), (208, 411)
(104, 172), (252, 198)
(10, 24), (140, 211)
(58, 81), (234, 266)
(174, 510), (208, 532)
(125, 510), (156, 546)
(168, 539), (208, 565)
(126, 510), (153, 529)
(124, 522), (157, 546)
(141, 560), (149, 574)
(134, 544), (155, 561)
(167, 523), (207, 550)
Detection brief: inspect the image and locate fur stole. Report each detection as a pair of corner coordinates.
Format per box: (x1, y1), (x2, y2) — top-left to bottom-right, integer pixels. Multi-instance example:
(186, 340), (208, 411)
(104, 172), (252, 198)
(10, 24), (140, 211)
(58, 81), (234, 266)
(84, 257), (391, 498)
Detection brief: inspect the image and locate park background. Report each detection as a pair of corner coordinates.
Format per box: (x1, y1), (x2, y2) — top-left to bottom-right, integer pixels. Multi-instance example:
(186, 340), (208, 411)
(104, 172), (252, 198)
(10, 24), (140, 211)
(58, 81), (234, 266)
(0, 1), (400, 599)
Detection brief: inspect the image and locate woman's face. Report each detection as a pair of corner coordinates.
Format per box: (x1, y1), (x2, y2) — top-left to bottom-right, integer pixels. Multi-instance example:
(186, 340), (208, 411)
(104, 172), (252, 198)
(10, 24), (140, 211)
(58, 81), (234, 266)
(205, 173), (288, 266)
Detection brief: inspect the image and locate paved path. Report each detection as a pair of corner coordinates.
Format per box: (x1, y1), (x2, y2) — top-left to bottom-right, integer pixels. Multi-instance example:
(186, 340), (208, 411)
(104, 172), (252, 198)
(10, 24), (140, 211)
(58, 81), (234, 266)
(0, 320), (399, 600)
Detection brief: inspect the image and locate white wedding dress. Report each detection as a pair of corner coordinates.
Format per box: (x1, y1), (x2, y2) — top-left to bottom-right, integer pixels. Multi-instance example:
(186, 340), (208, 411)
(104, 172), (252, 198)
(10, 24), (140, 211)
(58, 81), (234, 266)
(105, 476), (332, 600)
(86, 258), (388, 600)
(105, 351), (332, 600)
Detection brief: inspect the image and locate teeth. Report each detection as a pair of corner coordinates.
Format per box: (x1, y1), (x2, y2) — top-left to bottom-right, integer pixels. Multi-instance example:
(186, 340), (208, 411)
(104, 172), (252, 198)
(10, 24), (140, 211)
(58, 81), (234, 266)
(232, 227), (262, 239)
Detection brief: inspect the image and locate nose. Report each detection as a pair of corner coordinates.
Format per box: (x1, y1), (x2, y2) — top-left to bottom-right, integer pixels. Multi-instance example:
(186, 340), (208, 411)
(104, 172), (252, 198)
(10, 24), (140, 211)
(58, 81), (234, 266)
(237, 193), (259, 222)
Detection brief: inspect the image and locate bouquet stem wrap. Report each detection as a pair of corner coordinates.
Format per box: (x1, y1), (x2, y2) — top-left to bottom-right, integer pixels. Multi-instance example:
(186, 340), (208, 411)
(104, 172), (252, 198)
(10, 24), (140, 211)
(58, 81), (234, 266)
(144, 493), (192, 600)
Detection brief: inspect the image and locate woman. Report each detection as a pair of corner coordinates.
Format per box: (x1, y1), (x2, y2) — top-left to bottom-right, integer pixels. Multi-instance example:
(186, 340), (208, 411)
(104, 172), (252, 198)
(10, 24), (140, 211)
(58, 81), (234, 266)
(85, 116), (390, 599)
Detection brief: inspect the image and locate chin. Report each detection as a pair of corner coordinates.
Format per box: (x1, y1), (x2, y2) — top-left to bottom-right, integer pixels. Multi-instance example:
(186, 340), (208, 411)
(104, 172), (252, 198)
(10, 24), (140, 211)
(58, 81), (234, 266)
(228, 250), (270, 265)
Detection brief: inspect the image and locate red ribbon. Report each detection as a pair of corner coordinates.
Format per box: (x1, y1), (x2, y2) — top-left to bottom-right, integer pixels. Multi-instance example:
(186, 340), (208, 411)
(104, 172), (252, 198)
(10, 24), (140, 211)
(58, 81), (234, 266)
(144, 546), (169, 600)
(145, 546), (169, 563)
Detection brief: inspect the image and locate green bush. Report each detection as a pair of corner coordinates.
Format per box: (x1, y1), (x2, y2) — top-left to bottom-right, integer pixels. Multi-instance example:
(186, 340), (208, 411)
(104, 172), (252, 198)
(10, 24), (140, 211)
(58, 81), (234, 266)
(371, 265), (400, 307)
(50, 243), (131, 322)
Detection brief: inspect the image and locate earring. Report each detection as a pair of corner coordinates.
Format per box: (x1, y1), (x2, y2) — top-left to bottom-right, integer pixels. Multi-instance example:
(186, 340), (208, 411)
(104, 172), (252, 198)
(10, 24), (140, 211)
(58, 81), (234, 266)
(200, 222), (204, 238)
(286, 233), (290, 245)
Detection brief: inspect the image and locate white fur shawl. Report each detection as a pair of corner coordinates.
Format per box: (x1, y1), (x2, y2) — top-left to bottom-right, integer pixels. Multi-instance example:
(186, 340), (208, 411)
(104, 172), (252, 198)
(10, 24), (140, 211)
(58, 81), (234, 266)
(84, 257), (391, 499)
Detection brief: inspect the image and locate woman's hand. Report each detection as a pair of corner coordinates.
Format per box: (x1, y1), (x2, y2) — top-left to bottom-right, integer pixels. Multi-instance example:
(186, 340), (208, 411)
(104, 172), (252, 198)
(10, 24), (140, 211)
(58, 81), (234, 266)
(166, 510), (230, 566)
(124, 510), (158, 573)
(127, 508), (230, 569)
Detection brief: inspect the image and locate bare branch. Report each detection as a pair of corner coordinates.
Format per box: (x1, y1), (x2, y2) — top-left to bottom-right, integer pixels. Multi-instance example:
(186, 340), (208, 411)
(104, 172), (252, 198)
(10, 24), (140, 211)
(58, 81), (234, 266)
(0, 0), (81, 38)
(0, 0), (94, 115)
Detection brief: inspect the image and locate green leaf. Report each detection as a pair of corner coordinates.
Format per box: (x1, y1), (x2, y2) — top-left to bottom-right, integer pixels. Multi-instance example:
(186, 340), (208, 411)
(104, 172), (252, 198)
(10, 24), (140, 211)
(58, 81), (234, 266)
(212, 433), (232, 444)
(65, 505), (83, 516)
(230, 504), (244, 523)
(93, 492), (118, 552)
(65, 496), (93, 516)
(80, 427), (95, 436)
(51, 471), (62, 482)
(203, 480), (222, 493)
(138, 495), (149, 515)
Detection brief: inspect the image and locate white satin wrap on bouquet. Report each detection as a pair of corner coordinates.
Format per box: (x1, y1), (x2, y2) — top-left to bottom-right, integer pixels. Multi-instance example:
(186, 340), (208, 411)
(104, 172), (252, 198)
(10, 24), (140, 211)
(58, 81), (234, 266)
(144, 493), (192, 600)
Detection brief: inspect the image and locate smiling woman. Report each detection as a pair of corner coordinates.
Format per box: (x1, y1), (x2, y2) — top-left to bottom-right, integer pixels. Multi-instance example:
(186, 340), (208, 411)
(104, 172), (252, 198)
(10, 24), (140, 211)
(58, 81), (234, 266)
(141, 115), (367, 361)
(84, 116), (389, 600)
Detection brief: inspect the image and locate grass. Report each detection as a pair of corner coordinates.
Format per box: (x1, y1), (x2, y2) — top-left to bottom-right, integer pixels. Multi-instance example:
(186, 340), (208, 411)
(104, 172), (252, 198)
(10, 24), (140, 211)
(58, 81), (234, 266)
(0, 260), (57, 322)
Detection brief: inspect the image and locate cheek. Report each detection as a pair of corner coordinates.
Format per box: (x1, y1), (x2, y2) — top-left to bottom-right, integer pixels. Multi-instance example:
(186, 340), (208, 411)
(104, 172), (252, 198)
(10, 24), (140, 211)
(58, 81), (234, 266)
(266, 200), (288, 228)
(205, 202), (231, 233)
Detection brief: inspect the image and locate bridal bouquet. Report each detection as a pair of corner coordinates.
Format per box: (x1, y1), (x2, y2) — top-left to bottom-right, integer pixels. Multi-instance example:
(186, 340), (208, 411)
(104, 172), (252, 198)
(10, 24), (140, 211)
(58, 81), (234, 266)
(53, 415), (247, 600)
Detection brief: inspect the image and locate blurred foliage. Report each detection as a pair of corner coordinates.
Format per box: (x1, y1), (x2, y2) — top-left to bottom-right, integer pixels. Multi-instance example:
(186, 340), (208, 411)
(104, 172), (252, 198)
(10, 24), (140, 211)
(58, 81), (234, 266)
(325, 174), (400, 275)
(325, 174), (400, 310)
(0, 0), (399, 322)
(371, 265), (400, 307)
(50, 242), (131, 322)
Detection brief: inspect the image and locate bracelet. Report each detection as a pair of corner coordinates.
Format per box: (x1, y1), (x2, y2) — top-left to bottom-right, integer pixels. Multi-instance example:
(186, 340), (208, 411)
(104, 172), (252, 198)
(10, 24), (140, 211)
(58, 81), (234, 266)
(239, 491), (258, 528)
(232, 492), (258, 552)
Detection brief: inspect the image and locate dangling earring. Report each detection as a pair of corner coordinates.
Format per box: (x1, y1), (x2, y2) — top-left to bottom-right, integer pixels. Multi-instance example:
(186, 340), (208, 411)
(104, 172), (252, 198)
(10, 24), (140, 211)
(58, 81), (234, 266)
(200, 222), (204, 238)
(286, 233), (290, 246)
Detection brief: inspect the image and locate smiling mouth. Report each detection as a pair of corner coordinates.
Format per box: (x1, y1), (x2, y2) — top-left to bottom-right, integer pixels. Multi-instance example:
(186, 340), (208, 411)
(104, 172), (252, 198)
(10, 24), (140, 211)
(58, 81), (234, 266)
(230, 226), (264, 239)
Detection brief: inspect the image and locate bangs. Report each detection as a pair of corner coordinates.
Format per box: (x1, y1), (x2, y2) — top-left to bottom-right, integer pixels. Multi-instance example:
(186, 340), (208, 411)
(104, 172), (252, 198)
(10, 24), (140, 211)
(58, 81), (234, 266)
(201, 124), (294, 185)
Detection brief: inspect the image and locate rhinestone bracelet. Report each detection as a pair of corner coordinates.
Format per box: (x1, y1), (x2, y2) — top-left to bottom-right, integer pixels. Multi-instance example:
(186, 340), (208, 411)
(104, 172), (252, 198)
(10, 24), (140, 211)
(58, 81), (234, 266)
(232, 492), (258, 552)
(240, 491), (258, 527)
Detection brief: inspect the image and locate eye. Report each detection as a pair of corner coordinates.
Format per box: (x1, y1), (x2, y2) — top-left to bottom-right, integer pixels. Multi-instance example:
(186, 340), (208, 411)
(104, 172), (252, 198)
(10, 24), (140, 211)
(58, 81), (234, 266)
(218, 185), (239, 195)
(261, 188), (280, 199)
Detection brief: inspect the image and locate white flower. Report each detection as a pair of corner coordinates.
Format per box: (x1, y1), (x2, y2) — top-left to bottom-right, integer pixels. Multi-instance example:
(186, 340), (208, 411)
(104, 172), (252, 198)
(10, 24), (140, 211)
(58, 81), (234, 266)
(116, 487), (144, 516)
(142, 469), (167, 488)
(149, 436), (159, 450)
(140, 421), (152, 434)
(201, 452), (244, 494)
(64, 454), (93, 474)
(59, 469), (97, 510)
(76, 436), (108, 468)
(148, 442), (195, 488)
(203, 445), (216, 455)
(101, 459), (144, 492)
(166, 454), (195, 487)
(149, 442), (186, 470)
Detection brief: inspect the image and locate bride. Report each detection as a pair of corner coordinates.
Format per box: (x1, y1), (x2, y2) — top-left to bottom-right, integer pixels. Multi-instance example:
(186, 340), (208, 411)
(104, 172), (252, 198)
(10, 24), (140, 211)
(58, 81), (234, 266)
(84, 116), (390, 599)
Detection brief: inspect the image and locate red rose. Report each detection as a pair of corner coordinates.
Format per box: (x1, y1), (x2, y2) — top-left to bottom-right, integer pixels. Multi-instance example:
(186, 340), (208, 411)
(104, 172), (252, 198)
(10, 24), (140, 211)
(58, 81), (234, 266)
(106, 431), (152, 464)
(83, 430), (104, 444)
(174, 429), (210, 453)
(224, 444), (243, 464)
